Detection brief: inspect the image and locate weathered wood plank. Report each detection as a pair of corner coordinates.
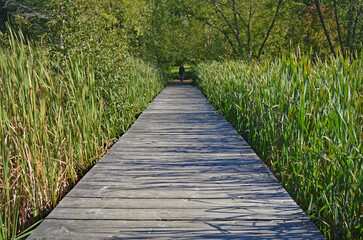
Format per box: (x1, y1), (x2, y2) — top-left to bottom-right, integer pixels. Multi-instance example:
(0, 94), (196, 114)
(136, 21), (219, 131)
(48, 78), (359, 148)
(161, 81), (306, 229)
(29, 220), (321, 240)
(46, 208), (306, 221)
(27, 83), (324, 239)
(65, 188), (289, 199)
(56, 198), (299, 209)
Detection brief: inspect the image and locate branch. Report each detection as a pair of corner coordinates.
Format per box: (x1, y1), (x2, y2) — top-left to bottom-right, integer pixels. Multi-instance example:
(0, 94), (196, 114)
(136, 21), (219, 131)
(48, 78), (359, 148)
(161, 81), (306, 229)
(257, 0), (283, 60)
(212, 1), (238, 41)
(213, 1), (242, 53)
(221, 29), (237, 54)
(180, 2), (237, 54)
(251, 1), (263, 18)
(215, 1), (248, 28)
(333, 0), (345, 58)
(314, 0), (336, 58)
(352, 6), (362, 46)
(232, 0), (240, 49)
(3, 1), (51, 20)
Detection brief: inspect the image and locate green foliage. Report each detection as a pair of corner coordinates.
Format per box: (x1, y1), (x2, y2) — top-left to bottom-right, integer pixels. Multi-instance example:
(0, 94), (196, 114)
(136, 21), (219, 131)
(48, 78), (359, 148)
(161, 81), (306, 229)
(1, 0), (361, 63)
(317, 0), (363, 53)
(196, 54), (363, 239)
(147, 0), (226, 68)
(158, 0), (362, 61)
(276, 2), (339, 58)
(0, 1), (167, 238)
(100, 56), (166, 138)
(0, 0), (361, 238)
(0, 29), (165, 239)
(0, 0), (61, 42)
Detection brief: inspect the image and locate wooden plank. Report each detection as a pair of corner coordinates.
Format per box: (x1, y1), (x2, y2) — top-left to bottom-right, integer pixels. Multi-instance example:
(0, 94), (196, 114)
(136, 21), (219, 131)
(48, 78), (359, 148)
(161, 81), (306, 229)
(78, 170), (275, 179)
(86, 164), (270, 173)
(27, 83), (324, 239)
(56, 197), (299, 209)
(29, 220), (322, 240)
(73, 181), (282, 189)
(46, 208), (306, 221)
(65, 188), (290, 199)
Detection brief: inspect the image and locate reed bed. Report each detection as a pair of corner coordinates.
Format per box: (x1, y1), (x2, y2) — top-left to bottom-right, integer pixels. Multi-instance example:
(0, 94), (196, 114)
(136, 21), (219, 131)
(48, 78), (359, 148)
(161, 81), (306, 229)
(0, 32), (165, 239)
(196, 54), (362, 239)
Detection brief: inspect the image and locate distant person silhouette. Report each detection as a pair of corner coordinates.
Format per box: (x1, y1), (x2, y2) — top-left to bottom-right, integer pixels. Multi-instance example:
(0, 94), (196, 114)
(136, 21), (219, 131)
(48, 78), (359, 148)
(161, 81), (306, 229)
(179, 64), (185, 82)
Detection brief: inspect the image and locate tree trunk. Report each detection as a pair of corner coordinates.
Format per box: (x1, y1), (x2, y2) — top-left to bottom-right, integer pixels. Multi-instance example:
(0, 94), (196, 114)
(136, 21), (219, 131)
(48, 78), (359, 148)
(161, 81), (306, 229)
(248, 3), (252, 57)
(232, 0), (241, 54)
(213, 2), (243, 56)
(351, 6), (362, 51)
(347, 5), (353, 51)
(333, 0), (345, 58)
(257, 0), (283, 60)
(314, 0), (336, 58)
(222, 30), (238, 55)
(180, 3), (237, 55)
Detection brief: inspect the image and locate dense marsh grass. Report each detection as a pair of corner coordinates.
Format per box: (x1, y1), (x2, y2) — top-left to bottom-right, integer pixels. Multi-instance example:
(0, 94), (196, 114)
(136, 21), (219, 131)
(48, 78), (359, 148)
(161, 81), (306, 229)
(0, 32), (165, 239)
(196, 54), (362, 239)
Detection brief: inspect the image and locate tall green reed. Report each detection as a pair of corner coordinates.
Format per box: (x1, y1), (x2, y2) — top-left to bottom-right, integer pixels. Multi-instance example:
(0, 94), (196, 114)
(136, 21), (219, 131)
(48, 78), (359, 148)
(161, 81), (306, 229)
(0, 30), (165, 239)
(196, 53), (362, 239)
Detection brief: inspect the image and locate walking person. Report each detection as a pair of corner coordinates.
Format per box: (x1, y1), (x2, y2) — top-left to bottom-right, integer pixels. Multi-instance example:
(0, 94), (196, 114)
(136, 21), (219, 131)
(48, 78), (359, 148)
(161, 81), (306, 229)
(179, 64), (185, 82)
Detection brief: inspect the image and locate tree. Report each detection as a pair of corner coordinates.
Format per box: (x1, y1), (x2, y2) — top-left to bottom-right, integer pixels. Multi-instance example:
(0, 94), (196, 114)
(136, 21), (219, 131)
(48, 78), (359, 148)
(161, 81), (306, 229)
(146, 0), (231, 68)
(333, 0), (344, 57)
(177, 0), (284, 60)
(0, 0), (61, 43)
(331, 0), (362, 55)
(314, 0), (336, 57)
(312, 0), (362, 57)
(257, 0), (283, 59)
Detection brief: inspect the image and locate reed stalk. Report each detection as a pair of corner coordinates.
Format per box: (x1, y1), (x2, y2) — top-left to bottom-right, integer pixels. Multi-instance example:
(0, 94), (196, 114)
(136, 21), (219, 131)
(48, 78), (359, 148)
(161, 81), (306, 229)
(196, 53), (362, 239)
(0, 29), (165, 239)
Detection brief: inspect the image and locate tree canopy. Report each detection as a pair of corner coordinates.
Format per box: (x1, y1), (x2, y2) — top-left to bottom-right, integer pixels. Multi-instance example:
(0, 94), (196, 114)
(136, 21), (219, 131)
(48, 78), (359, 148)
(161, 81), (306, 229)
(0, 0), (362, 66)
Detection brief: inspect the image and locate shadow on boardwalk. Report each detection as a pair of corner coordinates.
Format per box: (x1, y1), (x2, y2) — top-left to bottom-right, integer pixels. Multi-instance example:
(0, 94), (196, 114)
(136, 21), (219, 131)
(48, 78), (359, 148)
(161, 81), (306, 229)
(104, 219), (319, 239)
(28, 83), (324, 240)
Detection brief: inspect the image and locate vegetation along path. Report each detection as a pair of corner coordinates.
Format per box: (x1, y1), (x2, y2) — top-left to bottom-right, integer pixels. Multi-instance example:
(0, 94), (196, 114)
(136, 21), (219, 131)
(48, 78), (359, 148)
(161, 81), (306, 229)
(28, 82), (324, 239)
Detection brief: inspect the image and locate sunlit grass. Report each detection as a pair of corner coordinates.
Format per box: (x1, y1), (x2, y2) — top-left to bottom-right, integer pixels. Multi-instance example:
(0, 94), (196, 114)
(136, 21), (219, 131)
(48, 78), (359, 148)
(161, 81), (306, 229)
(196, 53), (362, 239)
(0, 30), (165, 239)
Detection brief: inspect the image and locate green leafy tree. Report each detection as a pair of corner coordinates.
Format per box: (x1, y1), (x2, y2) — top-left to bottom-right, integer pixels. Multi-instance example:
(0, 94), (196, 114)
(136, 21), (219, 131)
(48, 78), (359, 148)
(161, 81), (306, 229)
(174, 0), (284, 59)
(0, 0), (62, 43)
(146, 0), (230, 68)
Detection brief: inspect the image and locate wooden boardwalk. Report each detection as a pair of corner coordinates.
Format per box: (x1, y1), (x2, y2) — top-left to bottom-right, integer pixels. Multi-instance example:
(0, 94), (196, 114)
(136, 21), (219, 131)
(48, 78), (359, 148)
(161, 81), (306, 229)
(28, 83), (324, 239)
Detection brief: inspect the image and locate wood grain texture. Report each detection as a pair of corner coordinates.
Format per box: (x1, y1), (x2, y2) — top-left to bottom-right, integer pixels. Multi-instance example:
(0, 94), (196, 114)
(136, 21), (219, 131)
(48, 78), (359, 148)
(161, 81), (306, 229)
(28, 83), (324, 239)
